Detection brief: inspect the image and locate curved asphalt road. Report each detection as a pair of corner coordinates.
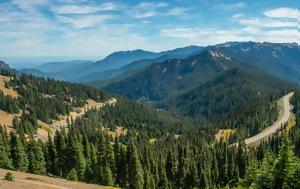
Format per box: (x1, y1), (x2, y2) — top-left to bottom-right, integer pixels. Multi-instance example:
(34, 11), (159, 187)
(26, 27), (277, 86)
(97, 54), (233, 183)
(234, 92), (294, 146)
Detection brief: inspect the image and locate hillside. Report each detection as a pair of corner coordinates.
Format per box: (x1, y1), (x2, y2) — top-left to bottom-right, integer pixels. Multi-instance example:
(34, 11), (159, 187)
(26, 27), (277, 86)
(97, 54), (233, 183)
(101, 42), (299, 101)
(215, 42), (300, 83)
(0, 61), (10, 70)
(105, 49), (233, 101)
(166, 68), (288, 120)
(0, 64), (300, 189)
(0, 168), (117, 189)
(0, 71), (112, 138)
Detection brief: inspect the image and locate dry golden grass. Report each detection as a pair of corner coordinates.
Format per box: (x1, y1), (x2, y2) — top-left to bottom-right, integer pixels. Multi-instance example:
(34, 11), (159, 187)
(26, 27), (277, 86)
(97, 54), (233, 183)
(101, 126), (127, 139)
(149, 138), (157, 144)
(0, 75), (18, 98)
(174, 134), (181, 140)
(0, 109), (21, 133)
(287, 115), (296, 131)
(215, 129), (236, 142)
(0, 168), (118, 189)
(36, 98), (117, 141)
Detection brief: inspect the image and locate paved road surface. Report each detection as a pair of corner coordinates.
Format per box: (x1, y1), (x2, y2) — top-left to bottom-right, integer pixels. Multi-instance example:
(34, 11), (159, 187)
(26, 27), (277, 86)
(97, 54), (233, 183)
(234, 92), (294, 146)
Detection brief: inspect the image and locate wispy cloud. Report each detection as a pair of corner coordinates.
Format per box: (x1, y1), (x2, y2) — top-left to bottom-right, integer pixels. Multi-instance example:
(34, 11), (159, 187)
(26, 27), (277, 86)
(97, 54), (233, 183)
(264, 7), (299, 19)
(236, 17), (298, 28)
(135, 2), (168, 9)
(161, 26), (298, 44)
(130, 2), (167, 19)
(0, 0), (298, 61)
(52, 2), (118, 14)
(216, 2), (245, 11)
(133, 11), (157, 19)
(57, 14), (116, 28)
(165, 7), (188, 16)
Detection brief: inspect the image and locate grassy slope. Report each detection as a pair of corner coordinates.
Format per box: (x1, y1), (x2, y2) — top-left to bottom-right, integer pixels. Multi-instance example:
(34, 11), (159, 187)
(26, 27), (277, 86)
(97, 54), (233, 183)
(0, 168), (118, 189)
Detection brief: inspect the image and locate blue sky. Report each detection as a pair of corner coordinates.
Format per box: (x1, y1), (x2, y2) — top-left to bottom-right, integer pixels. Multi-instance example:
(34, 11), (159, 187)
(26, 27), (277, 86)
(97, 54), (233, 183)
(0, 0), (299, 65)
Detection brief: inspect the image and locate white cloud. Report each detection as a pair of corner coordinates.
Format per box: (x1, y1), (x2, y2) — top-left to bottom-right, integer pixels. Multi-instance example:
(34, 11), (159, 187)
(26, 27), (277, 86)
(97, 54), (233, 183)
(237, 17), (298, 28)
(57, 14), (115, 28)
(232, 13), (244, 18)
(264, 7), (299, 19)
(133, 11), (157, 19)
(52, 3), (118, 14)
(216, 2), (245, 11)
(129, 2), (186, 19)
(165, 7), (188, 16)
(160, 26), (299, 45)
(135, 2), (168, 9)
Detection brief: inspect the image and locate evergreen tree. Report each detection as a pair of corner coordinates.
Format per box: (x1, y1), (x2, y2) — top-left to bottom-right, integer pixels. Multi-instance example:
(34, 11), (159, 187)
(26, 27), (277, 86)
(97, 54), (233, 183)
(27, 137), (46, 174)
(54, 130), (67, 176)
(199, 168), (208, 189)
(176, 144), (187, 188)
(67, 168), (78, 181)
(127, 141), (144, 189)
(45, 133), (57, 175)
(166, 150), (176, 182)
(0, 132), (13, 169)
(273, 133), (297, 188)
(9, 132), (28, 172)
(256, 149), (274, 189)
(66, 130), (86, 181)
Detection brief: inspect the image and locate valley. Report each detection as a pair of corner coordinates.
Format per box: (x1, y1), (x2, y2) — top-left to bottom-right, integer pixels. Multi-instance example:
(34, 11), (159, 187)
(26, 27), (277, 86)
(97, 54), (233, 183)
(0, 0), (299, 188)
(0, 42), (299, 189)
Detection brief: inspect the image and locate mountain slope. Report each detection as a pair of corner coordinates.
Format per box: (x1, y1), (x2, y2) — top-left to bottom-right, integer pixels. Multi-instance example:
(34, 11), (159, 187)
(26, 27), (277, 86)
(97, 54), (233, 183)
(37, 60), (93, 73)
(103, 42), (299, 102)
(165, 68), (289, 121)
(215, 42), (300, 83)
(0, 168), (117, 189)
(91, 49), (158, 71)
(0, 60), (10, 70)
(104, 49), (233, 101)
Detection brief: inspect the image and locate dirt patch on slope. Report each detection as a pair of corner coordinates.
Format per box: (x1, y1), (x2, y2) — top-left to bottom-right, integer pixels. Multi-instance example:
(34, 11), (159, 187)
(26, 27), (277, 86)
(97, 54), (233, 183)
(215, 129), (235, 142)
(0, 109), (21, 132)
(37, 98), (117, 141)
(0, 168), (118, 189)
(0, 75), (18, 98)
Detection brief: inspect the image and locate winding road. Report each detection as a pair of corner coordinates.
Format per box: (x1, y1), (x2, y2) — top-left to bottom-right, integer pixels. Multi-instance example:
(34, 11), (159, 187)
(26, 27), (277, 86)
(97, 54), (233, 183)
(234, 92), (294, 146)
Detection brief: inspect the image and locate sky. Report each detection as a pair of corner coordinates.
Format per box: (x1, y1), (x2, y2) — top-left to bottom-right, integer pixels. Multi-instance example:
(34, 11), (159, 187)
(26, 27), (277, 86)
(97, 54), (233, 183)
(0, 0), (299, 67)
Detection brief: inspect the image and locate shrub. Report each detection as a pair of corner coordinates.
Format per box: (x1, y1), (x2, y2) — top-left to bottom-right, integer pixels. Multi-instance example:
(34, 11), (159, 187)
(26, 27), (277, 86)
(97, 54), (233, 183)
(4, 172), (14, 181)
(67, 169), (78, 181)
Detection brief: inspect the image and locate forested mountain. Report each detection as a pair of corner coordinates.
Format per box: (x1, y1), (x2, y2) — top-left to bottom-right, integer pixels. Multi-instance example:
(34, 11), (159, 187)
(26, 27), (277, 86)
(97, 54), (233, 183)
(103, 43), (299, 102)
(92, 50), (159, 71)
(105, 49), (234, 101)
(214, 42), (300, 83)
(81, 46), (203, 84)
(165, 68), (287, 121)
(20, 68), (50, 78)
(37, 60), (93, 73)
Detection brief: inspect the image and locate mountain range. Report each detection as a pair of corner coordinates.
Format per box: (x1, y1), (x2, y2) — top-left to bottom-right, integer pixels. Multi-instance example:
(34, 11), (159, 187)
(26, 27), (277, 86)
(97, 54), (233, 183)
(104, 42), (299, 101)
(20, 45), (202, 82)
